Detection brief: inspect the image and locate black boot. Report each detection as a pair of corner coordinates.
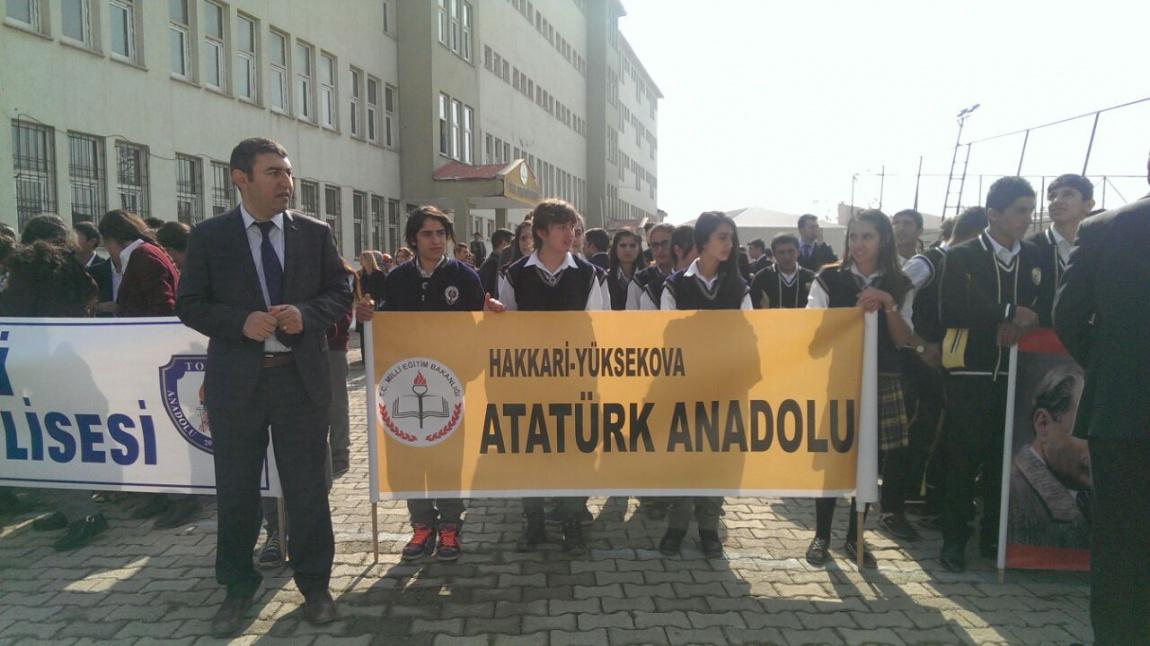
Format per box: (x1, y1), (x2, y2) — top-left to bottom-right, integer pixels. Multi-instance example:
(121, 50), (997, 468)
(516, 512), (547, 552)
(698, 530), (723, 559)
(561, 519), (586, 555)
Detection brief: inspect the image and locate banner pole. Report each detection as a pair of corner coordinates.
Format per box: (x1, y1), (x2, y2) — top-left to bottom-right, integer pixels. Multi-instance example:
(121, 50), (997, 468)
(996, 345), (1020, 577)
(276, 497), (288, 563)
(856, 510), (866, 570)
(371, 502), (379, 565)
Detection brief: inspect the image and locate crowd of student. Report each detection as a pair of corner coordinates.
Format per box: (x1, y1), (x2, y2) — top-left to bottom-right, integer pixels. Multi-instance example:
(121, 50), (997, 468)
(0, 173), (1092, 572)
(345, 173), (1092, 577)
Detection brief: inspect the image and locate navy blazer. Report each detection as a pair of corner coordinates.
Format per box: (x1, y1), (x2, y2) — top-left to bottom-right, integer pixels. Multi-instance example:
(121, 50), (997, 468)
(175, 207), (351, 408)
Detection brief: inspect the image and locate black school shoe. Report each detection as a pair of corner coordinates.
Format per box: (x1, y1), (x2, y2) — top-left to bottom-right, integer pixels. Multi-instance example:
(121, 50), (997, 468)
(516, 514), (548, 552)
(32, 511), (68, 531)
(844, 539), (877, 569)
(210, 595), (254, 637)
(698, 530), (723, 559)
(659, 528), (686, 556)
(54, 514), (108, 551)
(805, 536), (830, 566)
(940, 542), (966, 573)
(561, 520), (586, 555)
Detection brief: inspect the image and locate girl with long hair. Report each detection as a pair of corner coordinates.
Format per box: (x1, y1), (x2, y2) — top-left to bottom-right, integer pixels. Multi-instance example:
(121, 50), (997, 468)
(606, 229), (642, 310)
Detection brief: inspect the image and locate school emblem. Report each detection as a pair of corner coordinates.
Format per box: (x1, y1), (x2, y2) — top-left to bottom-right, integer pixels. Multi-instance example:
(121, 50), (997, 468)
(158, 355), (213, 454)
(1031, 267), (1043, 286)
(444, 285), (460, 305)
(377, 357), (464, 447)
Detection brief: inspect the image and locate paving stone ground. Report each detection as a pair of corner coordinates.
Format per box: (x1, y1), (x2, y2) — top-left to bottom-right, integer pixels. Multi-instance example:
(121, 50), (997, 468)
(0, 350), (1093, 645)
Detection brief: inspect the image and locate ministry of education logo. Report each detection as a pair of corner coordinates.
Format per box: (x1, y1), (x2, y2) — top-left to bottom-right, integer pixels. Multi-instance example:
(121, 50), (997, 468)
(159, 355), (213, 454)
(378, 357), (464, 447)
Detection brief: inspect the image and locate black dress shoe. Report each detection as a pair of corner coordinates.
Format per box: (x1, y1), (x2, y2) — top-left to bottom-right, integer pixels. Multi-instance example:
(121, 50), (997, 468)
(302, 591), (338, 625)
(211, 595), (253, 637)
(53, 514), (108, 551)
(805, 536), (830, 566)
(843, 539), (877, 569)
(940, 543), (966, 573)
(32, 511), (68, 531)
(659, 528), (686, 556)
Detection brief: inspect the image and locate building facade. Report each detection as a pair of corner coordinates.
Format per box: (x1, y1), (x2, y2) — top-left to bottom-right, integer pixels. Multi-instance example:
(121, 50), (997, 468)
(1, 0), (659, 257)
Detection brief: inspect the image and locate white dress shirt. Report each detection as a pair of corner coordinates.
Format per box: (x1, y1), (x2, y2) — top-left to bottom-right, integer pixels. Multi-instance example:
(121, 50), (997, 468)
(241, 204), (291, 353)
(111, 238), (145, 302)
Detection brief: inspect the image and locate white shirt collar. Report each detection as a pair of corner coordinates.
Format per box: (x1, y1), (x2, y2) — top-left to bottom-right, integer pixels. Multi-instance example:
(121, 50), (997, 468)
(779, 267), (799, 283)
(119, 238), (146, 270)
(684, 258), (721, 290)
(849, 264), (883, 286)
(525, 251), (578, 279)
(240, 203), (285, 232)
(418, 255), (449, 278)
(984, 228), (1021, 262)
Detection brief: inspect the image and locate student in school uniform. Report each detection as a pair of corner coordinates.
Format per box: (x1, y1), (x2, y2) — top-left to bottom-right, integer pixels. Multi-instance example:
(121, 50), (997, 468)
(638, 225), (697, 311)
(658, 211), (751, 559)
(627, 223), (675, 311)
(1026, 174), (1094, 327)
(936, 177), (1042, 573)
(605, 229), (643, 310)
(900, 206), (988, 531)
(746, 238), (773, 277)
(750, 233), (815, 309)
(499, 199), (607, 554)
(804, 209), (924, 568)
(366, 206), (502, 562)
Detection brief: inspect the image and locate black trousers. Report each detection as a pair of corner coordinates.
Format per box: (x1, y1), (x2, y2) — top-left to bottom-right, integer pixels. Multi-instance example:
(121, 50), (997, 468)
(940, 375), (1008, 549)
(1090, 439), (1150, 645)
(209, 363), (333, 600)
(522, 497), (587, 520)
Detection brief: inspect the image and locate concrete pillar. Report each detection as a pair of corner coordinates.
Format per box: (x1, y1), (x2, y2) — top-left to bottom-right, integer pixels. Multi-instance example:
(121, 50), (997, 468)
(453, 197), (472, 242)
(495, 208), (508, 231)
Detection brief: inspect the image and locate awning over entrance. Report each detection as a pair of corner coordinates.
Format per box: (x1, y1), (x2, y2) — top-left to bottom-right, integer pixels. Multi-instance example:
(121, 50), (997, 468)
(431, 159), (541, 209)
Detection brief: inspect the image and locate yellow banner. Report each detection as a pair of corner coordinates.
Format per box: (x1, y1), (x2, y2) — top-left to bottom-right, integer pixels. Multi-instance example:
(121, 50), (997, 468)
(368, 309), (865, 499)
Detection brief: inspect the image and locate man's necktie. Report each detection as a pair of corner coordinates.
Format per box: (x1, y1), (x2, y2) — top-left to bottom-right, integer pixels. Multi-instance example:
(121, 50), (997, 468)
(255, 220), (283, 306)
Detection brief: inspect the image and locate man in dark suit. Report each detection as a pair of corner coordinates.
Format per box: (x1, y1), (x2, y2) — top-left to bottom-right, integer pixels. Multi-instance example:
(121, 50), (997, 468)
(796, 213), (838, 271)
(176, 138), (350, 636)
(73, 222), (115, 315)
(583, 227), (610, 268)
(1055, 160), (1150, 645)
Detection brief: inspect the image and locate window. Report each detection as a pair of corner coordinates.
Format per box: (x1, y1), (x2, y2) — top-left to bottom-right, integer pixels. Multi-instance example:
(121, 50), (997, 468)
(381, 0), (391, 34)
(384, 84), (396, 148)
(366, 76), (380, 143)
(298, 180), (318, 216)
(483, 45), (492, 70)
(462, 105), (473, 163)
(68, 133), (106, 224)
(234, 14), (257, 101)
(116, 140), (150, 217)
(11, 120), (57, 230)
(448, 0), (459, 51)
(175, 154), (203, 224)
(169, 0), (192, 79)
(201, 1), (225, 90)
(61, 0), (93, 48)
(324, 184), (341, 254)
(370, 195), (384, 251)
(295, 41), (314, 120)
(319, 52), (336, 129)
(109, 0), (137, 62)
(268, 30), (288, 112)
(461, 1), (472, 61)
(387, 198), (400, 252)
(352, 191), (366, 255)
(349, 68), (362, 137)
(210, 161), (232, 215)
(450, 99), (461, 159)
(484, 134), (492, 164)
(438, 93), (449, 156)
(6, 0), (42, 32)
(436, 0), (447, 45)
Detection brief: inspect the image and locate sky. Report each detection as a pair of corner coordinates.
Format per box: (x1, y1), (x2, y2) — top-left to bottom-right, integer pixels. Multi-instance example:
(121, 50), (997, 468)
(618, 0), (1150, 224)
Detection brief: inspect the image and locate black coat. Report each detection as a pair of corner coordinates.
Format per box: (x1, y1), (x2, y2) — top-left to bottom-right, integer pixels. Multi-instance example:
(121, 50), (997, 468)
(797, 241), (838, 272)
(1055, 197), (1150, 439)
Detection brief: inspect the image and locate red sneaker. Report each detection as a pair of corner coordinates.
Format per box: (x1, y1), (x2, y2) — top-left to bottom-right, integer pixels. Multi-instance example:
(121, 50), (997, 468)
(402, 523), (436, 561)
(435, 523), (461, 561)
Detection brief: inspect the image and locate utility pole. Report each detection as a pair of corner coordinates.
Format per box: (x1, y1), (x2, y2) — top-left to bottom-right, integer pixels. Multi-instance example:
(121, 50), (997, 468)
(943, 104), (979, 220)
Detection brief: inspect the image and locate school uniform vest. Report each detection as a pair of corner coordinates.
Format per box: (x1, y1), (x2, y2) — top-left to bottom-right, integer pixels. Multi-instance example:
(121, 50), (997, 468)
(750, 266), (815, 309)
(1025, 228), (1065, 328)
(504, 254), (601, 311)
(664, 267), (749, 310)
(815, 265), (903, 373)
(606, 267), (634, 311)
(382, 258), (485, 311)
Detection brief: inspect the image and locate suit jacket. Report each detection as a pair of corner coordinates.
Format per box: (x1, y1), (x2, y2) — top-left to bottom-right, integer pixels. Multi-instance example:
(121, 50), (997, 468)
(117, 241), (179, 317)
(797, 241), (838, 272)
(1025, 228), (1066, 328)
(87, 256), (114, 304)
(1055, 196), (1150, 439)
(176, 207), (351, 408)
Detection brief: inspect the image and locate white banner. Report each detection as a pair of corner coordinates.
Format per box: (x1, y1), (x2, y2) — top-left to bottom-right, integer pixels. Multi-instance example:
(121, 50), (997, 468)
(0, 318), (280, 496)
